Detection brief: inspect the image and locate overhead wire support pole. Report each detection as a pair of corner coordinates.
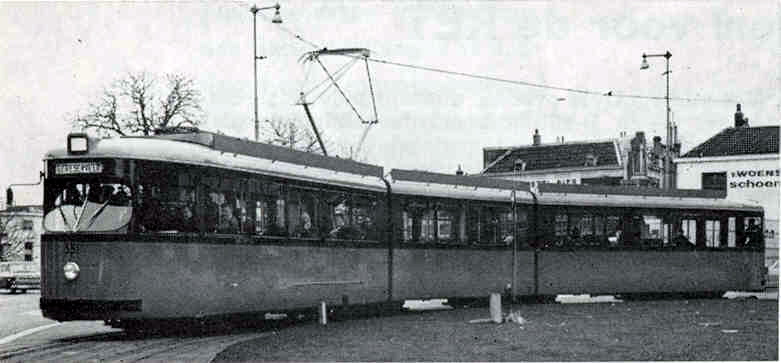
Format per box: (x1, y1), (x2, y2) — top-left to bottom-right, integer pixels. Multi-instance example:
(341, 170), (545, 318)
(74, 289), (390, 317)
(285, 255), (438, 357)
(297, 93), (328, 156)
(364, 58), (379, 124)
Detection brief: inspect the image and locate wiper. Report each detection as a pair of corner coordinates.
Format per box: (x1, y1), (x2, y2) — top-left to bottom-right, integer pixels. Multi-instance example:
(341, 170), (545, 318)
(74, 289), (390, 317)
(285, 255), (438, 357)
(84, 201), (111, 230)
(72, 197), (91, 232)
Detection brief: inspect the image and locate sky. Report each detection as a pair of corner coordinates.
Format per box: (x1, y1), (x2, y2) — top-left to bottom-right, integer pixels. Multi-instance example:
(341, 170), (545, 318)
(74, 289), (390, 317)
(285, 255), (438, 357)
(1, 0), (778, 206)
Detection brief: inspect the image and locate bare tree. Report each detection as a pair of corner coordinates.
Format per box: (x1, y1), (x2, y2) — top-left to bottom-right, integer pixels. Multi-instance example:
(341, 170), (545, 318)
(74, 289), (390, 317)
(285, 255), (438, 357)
(261, 118), (330, 154)
(0, 213), (33, 262)
(74, 72), (203, 136)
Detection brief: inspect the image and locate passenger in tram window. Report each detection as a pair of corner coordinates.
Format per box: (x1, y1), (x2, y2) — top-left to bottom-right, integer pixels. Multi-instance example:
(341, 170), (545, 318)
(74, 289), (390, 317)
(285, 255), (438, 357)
(569, 226), (580, 246)
(607, 229), (622, 247)
(745, 219), (762, 248)
(86, 183), (102, 203)
(217, 204), (239, 234)
(296, 211), (313, 237)
(110, 186), (130, 206)
(64, 184), (83, 205)
(673, 231), (695, 250)
(179, 205), (196, 232)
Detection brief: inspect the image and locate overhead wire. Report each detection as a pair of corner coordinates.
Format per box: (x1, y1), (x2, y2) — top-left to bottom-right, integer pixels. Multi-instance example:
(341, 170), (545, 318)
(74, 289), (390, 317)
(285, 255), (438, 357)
(252, 7), (737, 105)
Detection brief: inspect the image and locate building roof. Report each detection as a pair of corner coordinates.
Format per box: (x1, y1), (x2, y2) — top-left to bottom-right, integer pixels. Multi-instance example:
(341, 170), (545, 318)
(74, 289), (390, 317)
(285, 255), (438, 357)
(681, 126), (779, 158)
(482, 140), (620, 174)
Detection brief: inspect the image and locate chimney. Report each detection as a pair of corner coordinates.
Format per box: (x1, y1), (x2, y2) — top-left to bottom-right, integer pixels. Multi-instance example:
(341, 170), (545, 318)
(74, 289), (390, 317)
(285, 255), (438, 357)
(455, 164), (464, 176)
(734, 104), (748, 127)
(533, 129), (541, 146)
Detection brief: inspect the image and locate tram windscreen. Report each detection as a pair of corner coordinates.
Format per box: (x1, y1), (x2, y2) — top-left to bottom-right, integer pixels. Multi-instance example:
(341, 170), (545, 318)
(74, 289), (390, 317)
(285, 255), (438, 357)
(44, 181), (132, 232)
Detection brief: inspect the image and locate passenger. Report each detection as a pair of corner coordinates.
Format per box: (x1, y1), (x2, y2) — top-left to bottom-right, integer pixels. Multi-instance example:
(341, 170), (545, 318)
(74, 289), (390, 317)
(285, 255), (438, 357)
(673, 232), (695, 250)
(217, 204), (239, 233)
(100, 185), (115, 204)
(86, 183), (101, 203)
(745, 219), (762, 248)
(179, 205), (196, 232)
(111, 187), (130, 206)
(608, 229), (622, 247)
(297, 211), (313, 237)
(64, 184), (83, 205)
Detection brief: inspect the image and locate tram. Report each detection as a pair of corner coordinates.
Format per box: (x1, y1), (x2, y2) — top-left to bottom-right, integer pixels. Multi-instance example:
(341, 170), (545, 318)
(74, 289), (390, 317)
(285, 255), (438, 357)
(38, 130), (766, 325)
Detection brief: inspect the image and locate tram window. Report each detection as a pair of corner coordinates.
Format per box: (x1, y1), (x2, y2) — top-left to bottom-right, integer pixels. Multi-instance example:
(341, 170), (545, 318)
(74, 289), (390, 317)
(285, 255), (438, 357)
(402, 210), (413, 242)
(420, 210), (435, 242)
(436, 204), (455, 243)
(594, 215), (605, 237)
(728, 217), (736, 247)
(705, 220), (720, 247)
(287, 187), (319, 238)
(478, 205), (513, 244)
(744, 217), (763, 248)
(401, 200), (428, 243)
(681, 219), (697, 243)
(554, 214), (568, 246)
(135, 164), (198, 233)
(641, 215), (664, 248)
(251, 182), (286, 237)
(44, 181), (133, 232)
(351, 194), (377, 241)
(606, 215), (621, 247)
(323, 191), (376, 241)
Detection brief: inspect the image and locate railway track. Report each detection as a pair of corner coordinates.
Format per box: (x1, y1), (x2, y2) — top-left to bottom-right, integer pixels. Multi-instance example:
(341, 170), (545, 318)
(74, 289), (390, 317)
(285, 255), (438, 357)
(0, 325), (270, 362)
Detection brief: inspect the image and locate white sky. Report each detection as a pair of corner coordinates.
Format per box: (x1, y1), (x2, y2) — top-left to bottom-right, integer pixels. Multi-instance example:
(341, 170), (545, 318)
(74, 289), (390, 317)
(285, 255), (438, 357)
(1, 0), (778, 206)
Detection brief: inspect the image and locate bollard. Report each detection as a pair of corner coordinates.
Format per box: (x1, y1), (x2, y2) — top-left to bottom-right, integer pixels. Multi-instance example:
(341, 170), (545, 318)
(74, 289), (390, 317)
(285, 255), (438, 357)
(319, 301), (328, 325)
(490, 293), (502, 323)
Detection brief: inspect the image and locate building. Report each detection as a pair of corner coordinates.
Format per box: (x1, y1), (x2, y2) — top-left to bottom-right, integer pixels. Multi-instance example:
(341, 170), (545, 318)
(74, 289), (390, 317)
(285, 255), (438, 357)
(0, 205), (42, 262)
(481, 129), (677, 187)
(675, 104), (779, 268)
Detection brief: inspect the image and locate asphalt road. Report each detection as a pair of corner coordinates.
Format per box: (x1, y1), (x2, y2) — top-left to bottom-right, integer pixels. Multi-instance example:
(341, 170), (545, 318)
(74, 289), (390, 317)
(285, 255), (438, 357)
(0, 290), (57, 342)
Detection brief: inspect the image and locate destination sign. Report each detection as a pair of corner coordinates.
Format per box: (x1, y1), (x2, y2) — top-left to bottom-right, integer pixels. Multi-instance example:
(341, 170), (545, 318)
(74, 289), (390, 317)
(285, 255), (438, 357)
(55, 162), (104, 175)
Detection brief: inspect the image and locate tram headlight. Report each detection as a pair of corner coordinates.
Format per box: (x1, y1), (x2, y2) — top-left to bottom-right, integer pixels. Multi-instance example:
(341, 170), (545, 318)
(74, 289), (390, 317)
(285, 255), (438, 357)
(63, 262), (80, 281)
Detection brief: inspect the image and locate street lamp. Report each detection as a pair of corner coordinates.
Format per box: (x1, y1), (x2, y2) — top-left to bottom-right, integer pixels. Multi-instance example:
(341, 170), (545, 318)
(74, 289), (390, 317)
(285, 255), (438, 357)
(640, 51), (673, 189)
(251, 3), (282, 142)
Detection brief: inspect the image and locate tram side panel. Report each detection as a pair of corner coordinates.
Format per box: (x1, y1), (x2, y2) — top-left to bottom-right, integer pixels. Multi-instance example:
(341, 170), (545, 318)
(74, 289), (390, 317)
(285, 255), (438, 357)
(536, 250), (764, 295)
(391, 247), (535, 301)
(41, 237), (389, 321)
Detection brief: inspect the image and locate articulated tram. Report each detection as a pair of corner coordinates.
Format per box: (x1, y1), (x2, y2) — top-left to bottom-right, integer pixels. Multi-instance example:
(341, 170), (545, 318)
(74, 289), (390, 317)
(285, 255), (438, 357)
(39, 130), (766, 326)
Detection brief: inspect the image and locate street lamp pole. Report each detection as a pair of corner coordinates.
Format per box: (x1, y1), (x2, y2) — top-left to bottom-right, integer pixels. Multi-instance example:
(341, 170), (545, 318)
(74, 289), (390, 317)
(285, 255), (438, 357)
(641, 51), (672, 189)
(251, 3), (282, 142)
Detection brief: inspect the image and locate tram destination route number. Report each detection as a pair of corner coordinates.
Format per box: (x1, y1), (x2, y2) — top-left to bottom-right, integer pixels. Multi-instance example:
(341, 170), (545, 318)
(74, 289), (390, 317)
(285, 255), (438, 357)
(55, 162), (103, 175)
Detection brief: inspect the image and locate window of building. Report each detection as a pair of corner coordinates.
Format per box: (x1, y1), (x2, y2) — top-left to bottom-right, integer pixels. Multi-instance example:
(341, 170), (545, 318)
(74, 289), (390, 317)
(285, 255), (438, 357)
(24, 254), (33, 261)
(24, 242), (33, 250)
(22, 220), (34, 230)
(702, 172), (727, 191)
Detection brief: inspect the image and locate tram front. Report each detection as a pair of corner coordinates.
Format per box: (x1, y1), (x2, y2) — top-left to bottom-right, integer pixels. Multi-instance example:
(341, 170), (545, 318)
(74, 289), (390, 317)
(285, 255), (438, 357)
(39, 133), (139, 321)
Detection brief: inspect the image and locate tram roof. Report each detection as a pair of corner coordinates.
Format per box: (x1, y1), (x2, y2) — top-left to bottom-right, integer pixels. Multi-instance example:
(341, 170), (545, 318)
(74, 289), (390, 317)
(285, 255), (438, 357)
(390, 169), (531, 191)
(536, 183), (762, 212)
(151, 131), (384, 177)
(388, 169), (536, 203)
(45, 131), (387, 192)
(537, 183), (726, 199)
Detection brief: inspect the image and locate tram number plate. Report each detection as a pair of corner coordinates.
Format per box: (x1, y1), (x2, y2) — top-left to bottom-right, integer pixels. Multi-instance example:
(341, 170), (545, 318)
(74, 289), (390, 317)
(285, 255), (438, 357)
(64, 242), (79, 255)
